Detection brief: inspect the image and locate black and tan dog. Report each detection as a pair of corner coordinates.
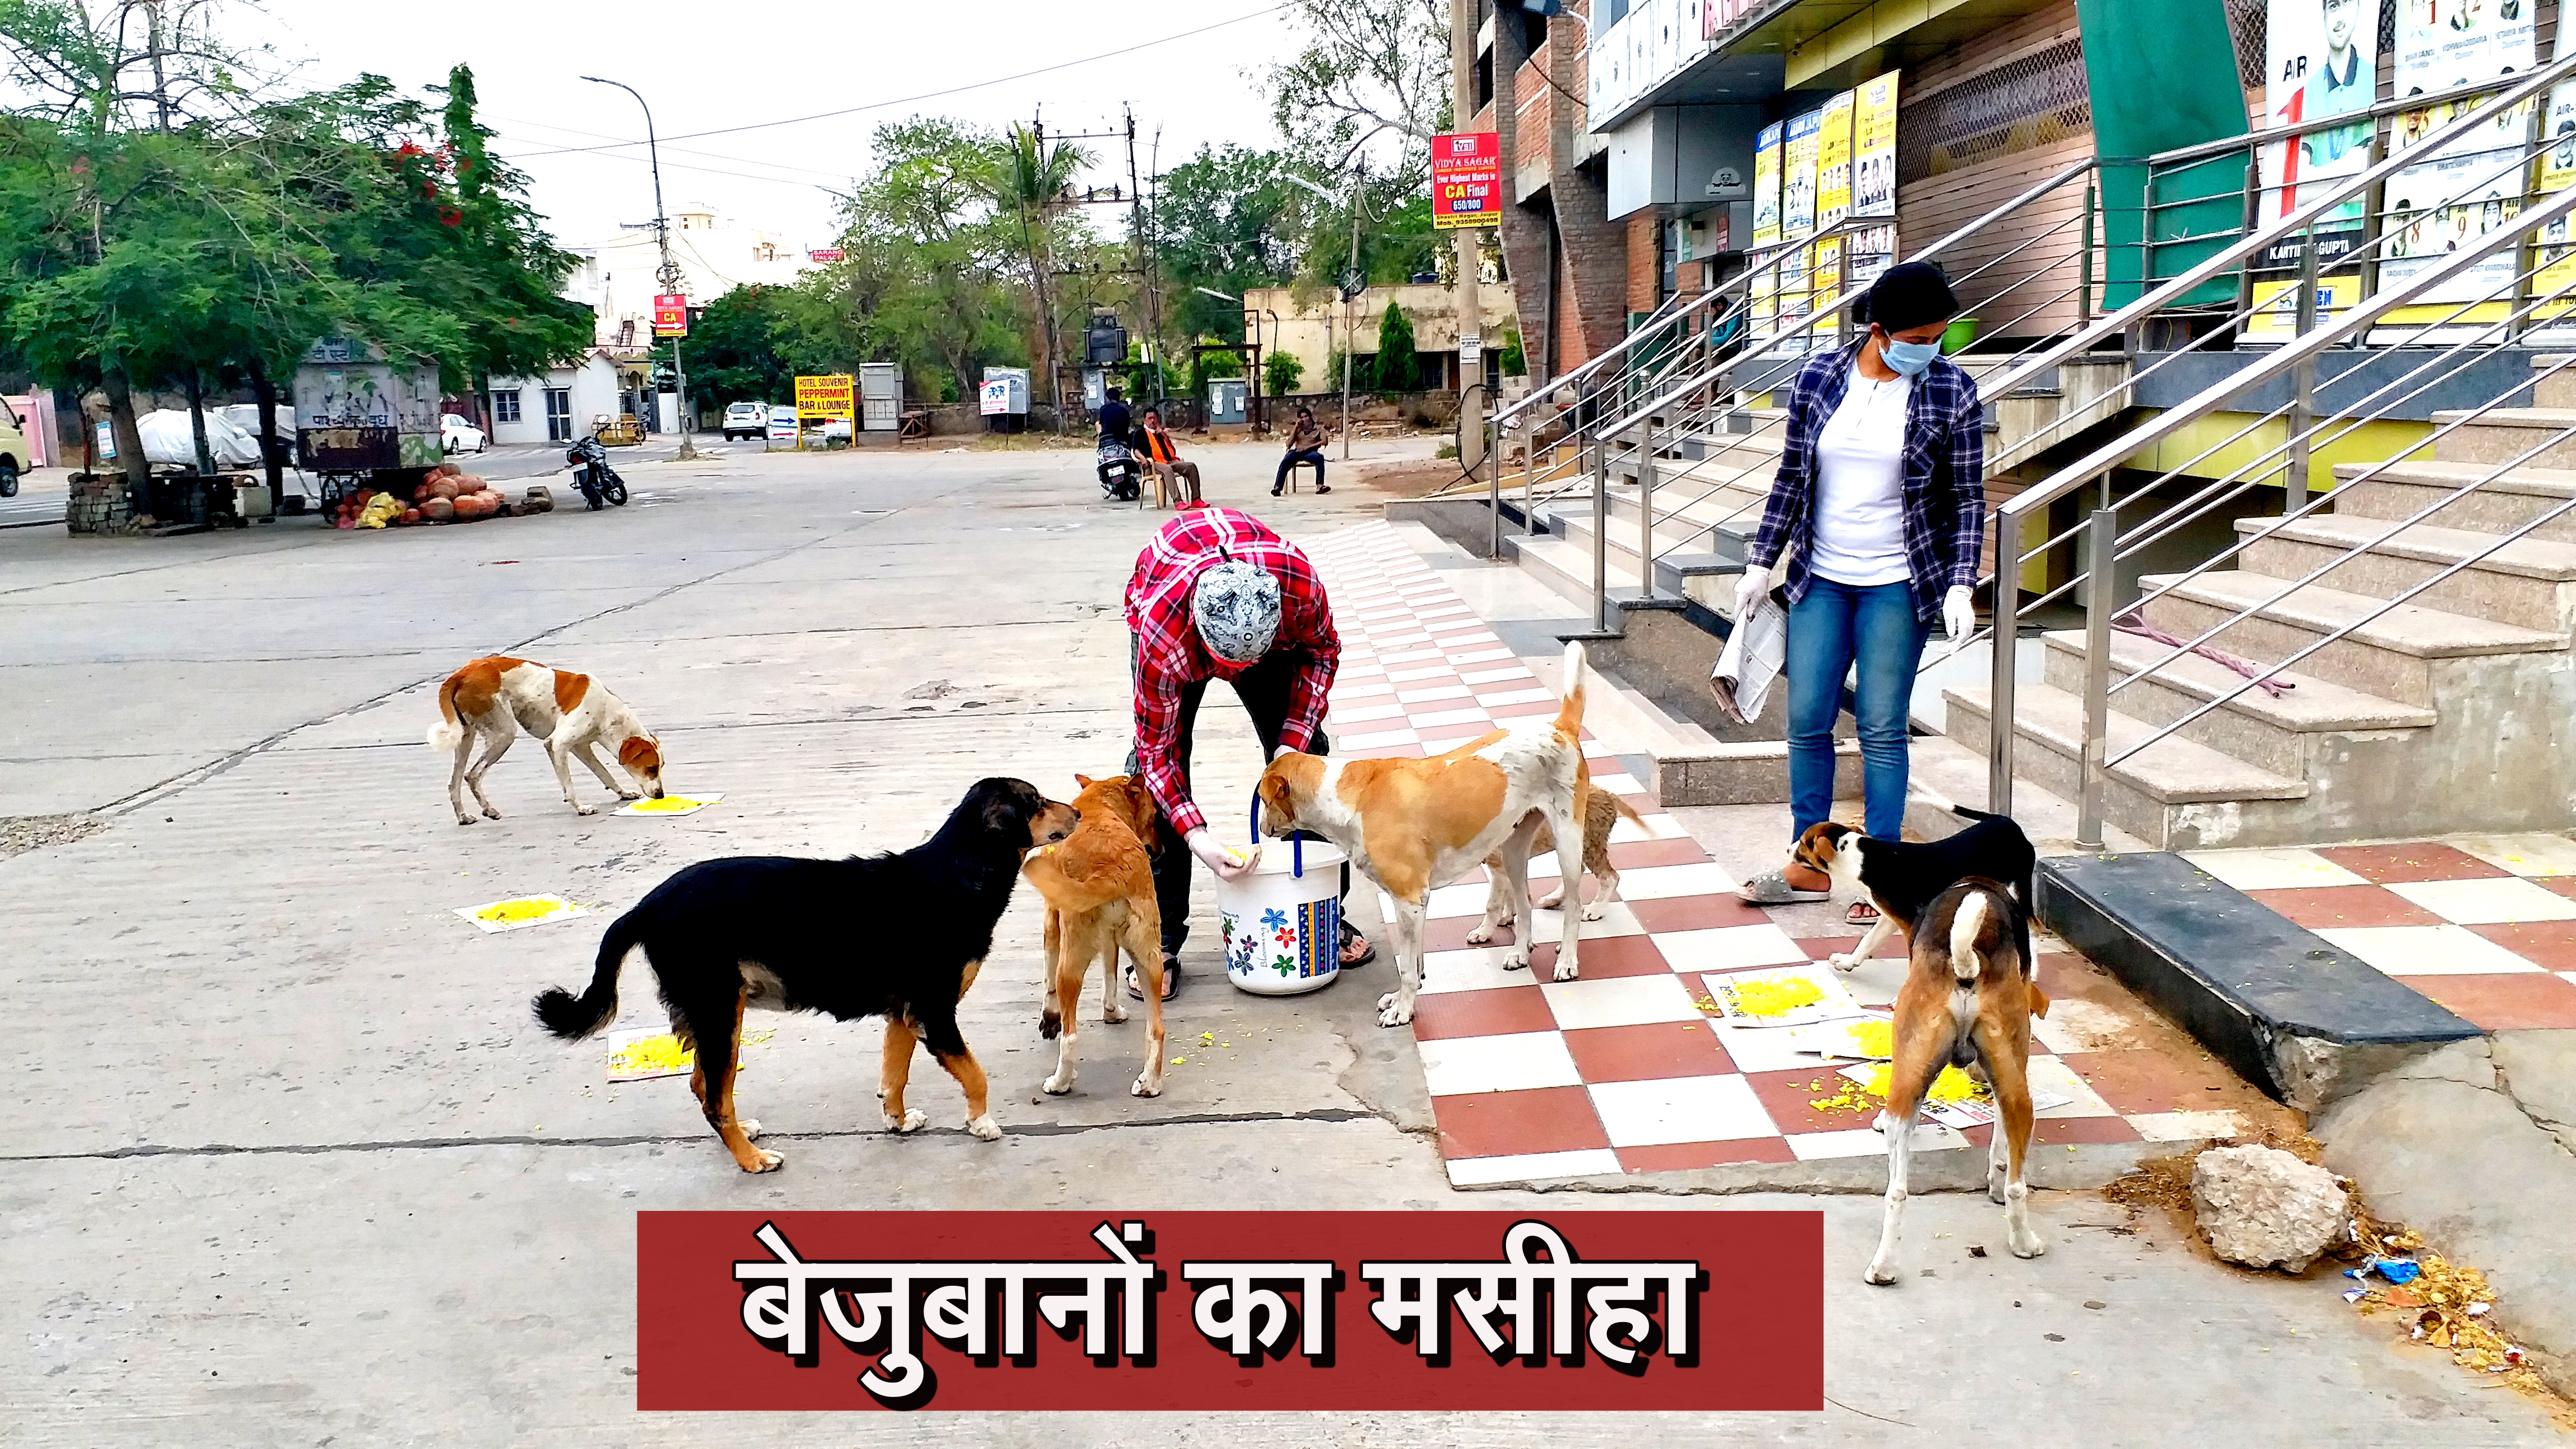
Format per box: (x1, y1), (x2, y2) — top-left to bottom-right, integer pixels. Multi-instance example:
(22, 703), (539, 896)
(1789, 804), (2036, 973)
(1864, 877), (2051, 1284)
(532, 778), (1079, 1172)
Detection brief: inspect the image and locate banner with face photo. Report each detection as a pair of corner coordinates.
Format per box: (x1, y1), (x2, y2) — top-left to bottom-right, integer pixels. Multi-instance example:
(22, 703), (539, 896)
(2379, 0), (2537, 309)
(1782, 109), (1822, 241)
(1753, 121), (1784, 246)
(2260, 0), (2379, 261)
(2530, 85), (2576, 308)
(1853, 72), (1901, 219)
(1816, 91), (1856, 230)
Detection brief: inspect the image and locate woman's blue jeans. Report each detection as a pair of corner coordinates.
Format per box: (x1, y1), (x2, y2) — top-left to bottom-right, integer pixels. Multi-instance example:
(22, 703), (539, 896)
(1785, 577), (1930, 841)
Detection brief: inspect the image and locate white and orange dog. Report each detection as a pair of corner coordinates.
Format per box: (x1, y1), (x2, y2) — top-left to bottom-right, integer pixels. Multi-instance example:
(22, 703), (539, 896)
(1256, 642), (1593, 1027)
(427, 655), (666, 824)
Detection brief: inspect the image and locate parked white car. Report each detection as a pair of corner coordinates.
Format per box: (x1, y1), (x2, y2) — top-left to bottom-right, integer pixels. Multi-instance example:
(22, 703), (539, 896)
(766, 405), (799, 443)
(441, 413), (486, 454)
(722, 400), (768, 441)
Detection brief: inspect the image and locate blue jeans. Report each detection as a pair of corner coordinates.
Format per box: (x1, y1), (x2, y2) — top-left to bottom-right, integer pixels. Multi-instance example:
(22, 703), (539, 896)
(1785, 578), (1930, 841)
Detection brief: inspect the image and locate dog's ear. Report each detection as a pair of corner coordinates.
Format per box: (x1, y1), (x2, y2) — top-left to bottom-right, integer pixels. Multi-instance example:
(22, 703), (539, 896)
(1074, 773), (1095, 790)
(617, 736), (660, 771)
(978, 779), (1038, 836)
(1256, 768), (1296, 830)
(2027, 981), (2052, 1020)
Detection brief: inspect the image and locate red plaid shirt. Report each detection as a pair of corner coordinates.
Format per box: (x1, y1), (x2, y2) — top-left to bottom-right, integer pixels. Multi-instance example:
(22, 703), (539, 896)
(1124, 506), (1339, 836)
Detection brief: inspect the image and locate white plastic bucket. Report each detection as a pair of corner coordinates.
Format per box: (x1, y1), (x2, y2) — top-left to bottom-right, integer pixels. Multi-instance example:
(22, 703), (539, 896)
(1213, 815), (1348, 997)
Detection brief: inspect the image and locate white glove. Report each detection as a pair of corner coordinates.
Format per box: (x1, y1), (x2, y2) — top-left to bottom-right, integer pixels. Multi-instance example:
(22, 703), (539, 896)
(1734, 564), (1772, 622)
(1183, 826), (1257, 882)
(1943, 584), (1976, 643)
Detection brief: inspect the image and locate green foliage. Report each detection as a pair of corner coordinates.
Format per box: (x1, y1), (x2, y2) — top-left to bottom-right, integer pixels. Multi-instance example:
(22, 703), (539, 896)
(1154, 143), (1299, 343)
(648, 285), (804, 409)
(1264, 349), (1304, 396)
(1498, 327), (1525, 378)
(823, 116), (1031, 405)
(1371, 301), (1415, 392)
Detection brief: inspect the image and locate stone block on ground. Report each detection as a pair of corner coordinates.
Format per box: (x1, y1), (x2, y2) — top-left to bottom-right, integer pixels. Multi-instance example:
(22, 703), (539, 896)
(2192, 1143), (2350, 1273)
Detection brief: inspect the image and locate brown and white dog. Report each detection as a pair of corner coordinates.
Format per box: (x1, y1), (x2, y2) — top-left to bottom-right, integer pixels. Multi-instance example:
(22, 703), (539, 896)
(1865, 877), (2051, 1285)
(1256, 641), (1593, 1027)
(428, 655), (665, 825)
(1021, 773), (1169, 1101)
(1788, 808), (2036, 974)
(1477, 777), (1646, 927)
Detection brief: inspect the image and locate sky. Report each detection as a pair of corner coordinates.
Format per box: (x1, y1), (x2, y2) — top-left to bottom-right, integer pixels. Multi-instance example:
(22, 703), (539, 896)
(226, 0), (1311, 254)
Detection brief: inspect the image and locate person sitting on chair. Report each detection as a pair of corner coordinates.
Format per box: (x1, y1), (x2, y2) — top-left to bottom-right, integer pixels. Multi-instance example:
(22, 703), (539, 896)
(1138, 406), (1202, 508)
(1274, 406), (1330, 495)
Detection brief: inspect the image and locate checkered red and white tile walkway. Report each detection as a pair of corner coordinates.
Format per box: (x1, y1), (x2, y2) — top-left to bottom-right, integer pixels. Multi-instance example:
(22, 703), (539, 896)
(2186, 840), (2576, 1031)
(1304, 523), (2268, 1187)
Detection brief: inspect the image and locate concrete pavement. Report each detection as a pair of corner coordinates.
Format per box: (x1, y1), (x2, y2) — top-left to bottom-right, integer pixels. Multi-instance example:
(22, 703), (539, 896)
(3, 438), (2566, 1443)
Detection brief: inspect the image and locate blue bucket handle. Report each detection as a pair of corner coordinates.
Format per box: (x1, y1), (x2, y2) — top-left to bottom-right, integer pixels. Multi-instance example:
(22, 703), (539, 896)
(1250, 792), (1304, 878)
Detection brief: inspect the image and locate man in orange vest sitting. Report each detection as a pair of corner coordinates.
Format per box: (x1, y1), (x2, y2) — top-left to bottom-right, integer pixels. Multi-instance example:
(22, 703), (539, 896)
(1137, 406), (1202, 509)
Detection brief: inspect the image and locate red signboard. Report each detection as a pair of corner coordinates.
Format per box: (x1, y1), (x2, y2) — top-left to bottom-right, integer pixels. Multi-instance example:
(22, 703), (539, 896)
(653, 293), (688, 338)
(1431, 131), (1502, 230)
(636, 1210), (1822, 1412)
(808, 248), (846, 263)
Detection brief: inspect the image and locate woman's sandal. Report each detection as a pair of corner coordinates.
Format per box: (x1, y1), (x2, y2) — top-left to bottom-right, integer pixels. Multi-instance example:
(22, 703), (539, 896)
(1845, 901), (1881, 925)
(1736, 866), (1832, 905)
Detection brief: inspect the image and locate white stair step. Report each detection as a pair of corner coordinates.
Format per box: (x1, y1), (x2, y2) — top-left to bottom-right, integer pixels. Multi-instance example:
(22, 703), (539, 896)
(2039, 629), (2434, 733)
(1948, 681), (2308, 804)
(2242, 513), (2576, 581)
(2141, 569), (2565, 659)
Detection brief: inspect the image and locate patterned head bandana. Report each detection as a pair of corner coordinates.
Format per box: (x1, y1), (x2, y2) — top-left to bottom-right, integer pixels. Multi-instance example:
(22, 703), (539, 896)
(1192, 557), (1282, 665)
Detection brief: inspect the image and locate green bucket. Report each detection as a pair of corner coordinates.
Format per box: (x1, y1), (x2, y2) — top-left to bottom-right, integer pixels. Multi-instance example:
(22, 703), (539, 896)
(1940, 316), (1980, 356)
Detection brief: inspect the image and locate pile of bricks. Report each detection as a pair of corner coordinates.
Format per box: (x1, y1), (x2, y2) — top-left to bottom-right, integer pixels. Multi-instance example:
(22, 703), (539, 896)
(64, 473), (135, 535)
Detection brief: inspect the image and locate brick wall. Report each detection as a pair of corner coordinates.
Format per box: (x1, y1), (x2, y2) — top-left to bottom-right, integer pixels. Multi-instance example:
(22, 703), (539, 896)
(1626, 212), (1661, 315)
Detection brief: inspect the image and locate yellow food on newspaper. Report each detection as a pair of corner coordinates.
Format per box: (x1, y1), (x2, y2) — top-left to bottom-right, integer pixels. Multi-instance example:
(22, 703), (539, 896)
(1729, 976), (1825, 1017)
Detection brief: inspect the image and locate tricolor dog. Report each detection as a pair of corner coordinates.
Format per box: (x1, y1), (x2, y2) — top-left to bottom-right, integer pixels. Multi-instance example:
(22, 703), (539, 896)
(1256, 641), (1594, 1027)
(428, 655), (665, 824)
(1789, 806), (2037, 974)
(1865, 877), (2051, 1284)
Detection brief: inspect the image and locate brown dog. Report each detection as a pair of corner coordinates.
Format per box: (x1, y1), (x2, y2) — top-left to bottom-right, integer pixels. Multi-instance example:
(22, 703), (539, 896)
(1476, 778), (1646, 931)
(1021, 774), (1169, 1099)
(1864, 877), (2052, 1284)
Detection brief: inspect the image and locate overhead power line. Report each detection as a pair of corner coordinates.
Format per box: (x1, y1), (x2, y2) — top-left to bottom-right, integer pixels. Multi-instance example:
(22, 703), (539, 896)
(491, 4), (1285, 161)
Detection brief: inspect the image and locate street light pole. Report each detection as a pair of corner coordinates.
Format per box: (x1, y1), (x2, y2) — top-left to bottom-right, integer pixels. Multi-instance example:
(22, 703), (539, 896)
(583, 75), (697, 461)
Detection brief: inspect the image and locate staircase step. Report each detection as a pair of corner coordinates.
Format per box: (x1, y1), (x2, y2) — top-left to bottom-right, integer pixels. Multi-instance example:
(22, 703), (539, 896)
(2234, 513), (2576, 632)
(1944, 681), (2307, 846)
(2040, 629), (2432, 776)
(2327, 460), (2576, 543)
(2138, 568), (2564, 707)
(2428, 407), (2576, 470)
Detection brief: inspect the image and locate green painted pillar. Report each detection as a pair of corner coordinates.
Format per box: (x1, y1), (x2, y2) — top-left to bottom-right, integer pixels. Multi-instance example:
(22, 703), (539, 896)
(2079, 0), (2250, 307)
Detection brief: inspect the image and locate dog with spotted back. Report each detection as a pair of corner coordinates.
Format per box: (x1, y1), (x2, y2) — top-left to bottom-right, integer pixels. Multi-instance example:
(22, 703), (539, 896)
(427, 655), (665, 823)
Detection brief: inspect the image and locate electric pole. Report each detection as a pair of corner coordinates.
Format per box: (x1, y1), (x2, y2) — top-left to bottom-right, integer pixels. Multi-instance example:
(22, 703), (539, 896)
(1343, 163), (1362, 462)
(1450, 0), (1486, 476)
(584, 75), (698, 461)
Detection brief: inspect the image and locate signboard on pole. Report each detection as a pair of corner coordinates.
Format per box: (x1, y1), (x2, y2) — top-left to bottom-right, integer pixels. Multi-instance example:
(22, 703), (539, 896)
(807, 248), (846, 263)
(653, 293), (689, 338)
(795, 374), (855, 420)
(1430, 131), (1502, 229)
(1853, 71), (1901, 219)
(1815, 91), (1856, 231)
(1751, 121), (1784, 247)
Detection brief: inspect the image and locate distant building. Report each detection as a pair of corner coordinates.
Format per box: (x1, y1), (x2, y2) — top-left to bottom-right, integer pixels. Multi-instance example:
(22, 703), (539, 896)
(563, 206), (813, 349)
(1243, 281), (1517, 395)
(479, 351), (638, 447)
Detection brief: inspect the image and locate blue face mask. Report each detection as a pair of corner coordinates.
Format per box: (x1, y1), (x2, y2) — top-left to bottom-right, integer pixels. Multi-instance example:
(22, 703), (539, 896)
(1879, 335), (1941, 376)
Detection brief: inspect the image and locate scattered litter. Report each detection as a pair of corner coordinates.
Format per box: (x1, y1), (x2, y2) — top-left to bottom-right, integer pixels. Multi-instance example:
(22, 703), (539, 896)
(619, 792), (725, 817)
(1968, 1246), (1987, 1258)
(1784, 1013), (1894, 1060)
(454, 894), (588, 932)
(1698, 964), (1866, 1028)
(2339, 1213), (2540, 1388)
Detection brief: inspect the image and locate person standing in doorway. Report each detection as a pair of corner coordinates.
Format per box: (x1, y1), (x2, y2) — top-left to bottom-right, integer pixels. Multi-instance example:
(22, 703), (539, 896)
(1124, 505), (1374, 998)
(1731, 262), (1985, 920)
(1275, 406), (1332, 495)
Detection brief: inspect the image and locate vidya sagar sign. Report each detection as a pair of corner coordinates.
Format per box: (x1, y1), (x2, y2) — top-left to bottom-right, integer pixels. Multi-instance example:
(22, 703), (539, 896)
(1431, 131), (1502, 229)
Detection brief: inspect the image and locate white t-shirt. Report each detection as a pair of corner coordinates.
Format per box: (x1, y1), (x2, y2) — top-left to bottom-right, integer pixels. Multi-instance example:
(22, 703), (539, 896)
(1808, 372), (1911, 586)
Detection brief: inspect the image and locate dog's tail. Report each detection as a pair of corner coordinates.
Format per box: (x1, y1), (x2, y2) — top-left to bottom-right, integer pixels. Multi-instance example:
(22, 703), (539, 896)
(427, 670), (465, 755)
(1554, 640), (1589, 740)
(533, 908), (640, 1040)
(1945, 802), (2009, 822)
(1949, 889), (1991, 985)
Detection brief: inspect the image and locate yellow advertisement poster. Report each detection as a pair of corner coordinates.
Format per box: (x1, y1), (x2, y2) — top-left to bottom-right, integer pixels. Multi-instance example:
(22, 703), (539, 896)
(1751, 121), (1783, 247)
(2244, 276), (2360, 339)
(1810, 236), (1845, 321)
(1749, 252), (1778, 339)
(1816, 91), (1855, 231)
(2534, 86), (2576, 312)
(1853, 70), (1900, 219)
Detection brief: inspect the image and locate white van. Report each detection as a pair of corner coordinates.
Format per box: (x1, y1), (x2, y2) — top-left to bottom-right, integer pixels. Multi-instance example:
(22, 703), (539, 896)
(0, 400), (29, 496)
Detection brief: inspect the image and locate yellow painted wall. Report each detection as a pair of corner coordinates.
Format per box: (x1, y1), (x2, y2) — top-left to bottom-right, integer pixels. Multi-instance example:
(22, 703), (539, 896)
(2128, 411), (2434, 495)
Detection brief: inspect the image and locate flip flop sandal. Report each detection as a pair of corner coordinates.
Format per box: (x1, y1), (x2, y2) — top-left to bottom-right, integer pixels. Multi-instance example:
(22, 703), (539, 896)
(1338, 920), (1376, 968)
(1845, 902), (1882, 925)
(1736, 867), (1831, 905)
(1125, 958), (1183, 1002)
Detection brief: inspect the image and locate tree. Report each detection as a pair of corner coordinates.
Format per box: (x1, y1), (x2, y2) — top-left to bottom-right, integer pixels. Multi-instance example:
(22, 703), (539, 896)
(1372, 300), (1415, 392)
(1265, 0), (1450, 182)
(1264, 349), (1304, 396)
(1153, 144), (1298, 344)
(831, 117), (1028, 404)
(648, 284), (802, 409)
(990, 122), (1088, 404)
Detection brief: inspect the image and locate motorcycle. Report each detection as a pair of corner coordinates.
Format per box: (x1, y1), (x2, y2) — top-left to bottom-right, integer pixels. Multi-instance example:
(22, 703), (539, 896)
(565, 432), (630, 511)
(1096, 437), (1142, 502)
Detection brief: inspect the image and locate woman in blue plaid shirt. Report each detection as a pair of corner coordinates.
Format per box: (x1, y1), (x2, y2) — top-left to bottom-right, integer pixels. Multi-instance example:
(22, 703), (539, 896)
(1733, 263), (1985, 916)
